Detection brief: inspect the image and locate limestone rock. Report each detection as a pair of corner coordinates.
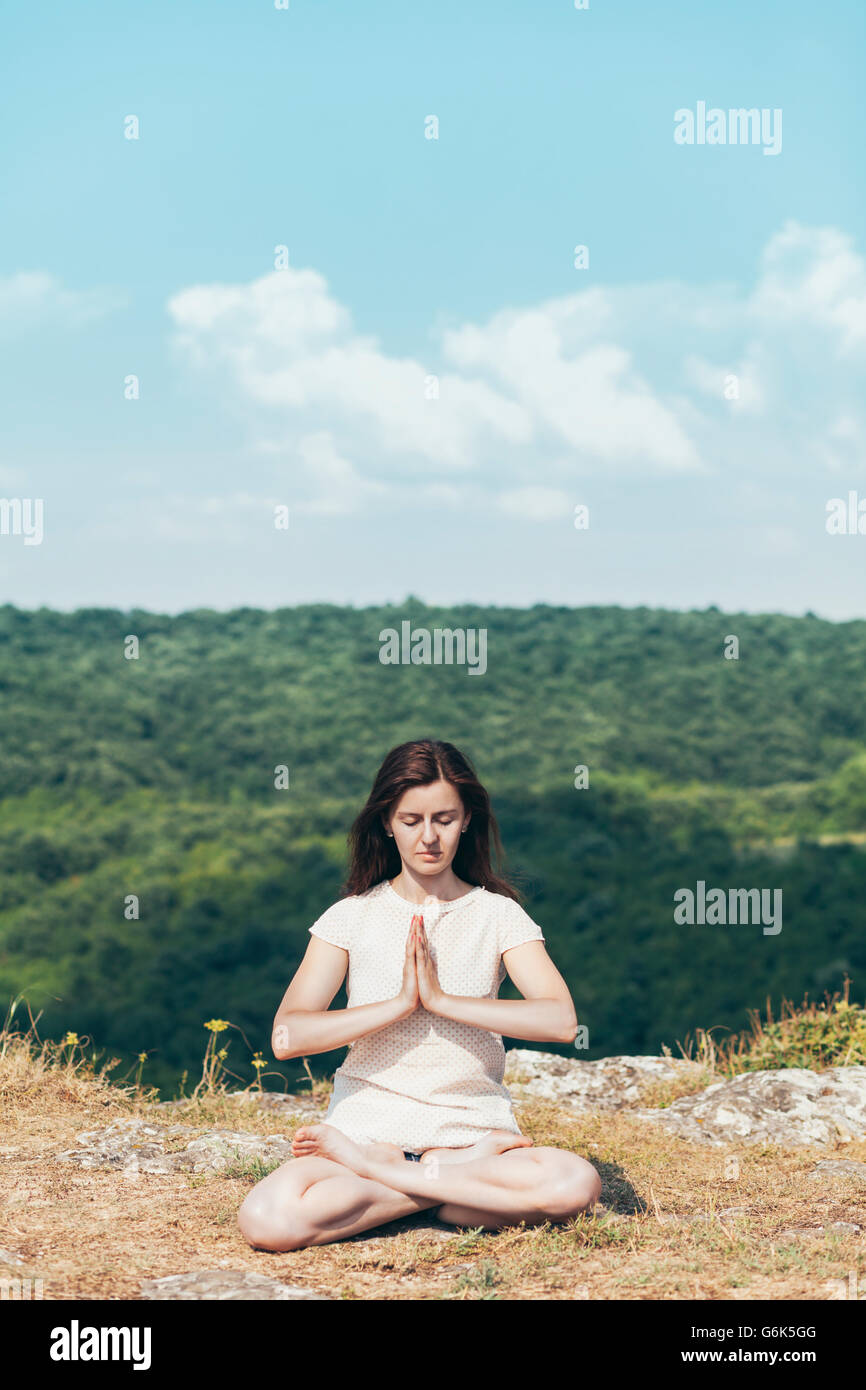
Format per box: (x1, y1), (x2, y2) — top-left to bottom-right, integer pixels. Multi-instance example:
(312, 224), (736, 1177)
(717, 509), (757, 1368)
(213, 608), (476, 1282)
(630, 1066), (866, 1147)
(807, 1158), (866, 1182)
(55, 1118), (295, 1174)
(777, 1222), (862, 1239)
(139, 1270), (331, 1300)
(504, 1050), (702, 1113)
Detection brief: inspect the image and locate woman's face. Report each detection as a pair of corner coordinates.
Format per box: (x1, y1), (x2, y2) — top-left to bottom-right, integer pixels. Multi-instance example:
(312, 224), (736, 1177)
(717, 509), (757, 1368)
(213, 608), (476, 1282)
(385, 779), (469, 877)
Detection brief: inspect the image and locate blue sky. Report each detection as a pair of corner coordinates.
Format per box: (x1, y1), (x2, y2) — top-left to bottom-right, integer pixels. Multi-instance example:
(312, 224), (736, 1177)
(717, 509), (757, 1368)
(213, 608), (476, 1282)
(1, 0), (865, 616)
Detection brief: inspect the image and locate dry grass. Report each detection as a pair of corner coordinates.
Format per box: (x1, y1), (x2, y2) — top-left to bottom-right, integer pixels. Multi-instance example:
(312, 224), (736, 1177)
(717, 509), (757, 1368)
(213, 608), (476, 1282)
(1, 992), (864, 1301)
(669, 976), (866, 1076)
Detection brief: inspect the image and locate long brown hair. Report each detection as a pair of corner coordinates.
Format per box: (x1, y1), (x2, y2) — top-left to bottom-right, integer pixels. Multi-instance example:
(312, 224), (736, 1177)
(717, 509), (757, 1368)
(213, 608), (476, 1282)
(343, 739), (521, 901)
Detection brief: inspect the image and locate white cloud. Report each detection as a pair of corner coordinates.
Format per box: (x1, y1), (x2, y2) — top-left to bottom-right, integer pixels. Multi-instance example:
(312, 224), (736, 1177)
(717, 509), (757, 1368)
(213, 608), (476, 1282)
(293, 432), (389, 515)
(166, 221), (866, 516)
(751, 221), (866, 351)
(0, 271), (126, 331)
(442, 309), (700, 471)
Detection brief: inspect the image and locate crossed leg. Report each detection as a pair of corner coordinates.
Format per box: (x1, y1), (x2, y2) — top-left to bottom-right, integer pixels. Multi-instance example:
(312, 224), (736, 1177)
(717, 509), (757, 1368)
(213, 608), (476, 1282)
(238, 1125), (602, 1251)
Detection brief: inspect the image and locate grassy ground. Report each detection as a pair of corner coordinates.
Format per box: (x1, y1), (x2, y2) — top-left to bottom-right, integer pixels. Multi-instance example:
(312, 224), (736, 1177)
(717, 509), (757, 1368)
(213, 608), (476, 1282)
(1, 995), (865, 1301)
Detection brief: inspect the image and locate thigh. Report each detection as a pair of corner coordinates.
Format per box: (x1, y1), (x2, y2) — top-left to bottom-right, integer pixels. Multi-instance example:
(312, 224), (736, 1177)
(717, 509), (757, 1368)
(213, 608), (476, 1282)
(238, 1154), (441, 1251)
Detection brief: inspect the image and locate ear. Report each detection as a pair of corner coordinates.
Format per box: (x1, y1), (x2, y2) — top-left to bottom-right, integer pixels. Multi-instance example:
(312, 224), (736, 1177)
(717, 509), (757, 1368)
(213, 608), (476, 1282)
(461, 810), (471, 833)
(382, 814), (393, 838)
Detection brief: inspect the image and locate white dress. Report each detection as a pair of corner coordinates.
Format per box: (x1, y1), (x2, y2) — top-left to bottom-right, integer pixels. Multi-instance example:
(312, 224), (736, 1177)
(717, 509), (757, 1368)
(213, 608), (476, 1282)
(307, 879), (546, 1151)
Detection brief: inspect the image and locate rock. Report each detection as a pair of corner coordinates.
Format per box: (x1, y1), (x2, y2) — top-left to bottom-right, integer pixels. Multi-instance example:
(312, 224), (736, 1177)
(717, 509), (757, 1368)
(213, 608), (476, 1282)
(139, 1270), (331, 1300)
(154, 1091), (322, 1119)
(225, 1091), (323, 1117)
(54, 1119), (295, 1174)
(504, 1051), (703, 1113)
(777, 1221), (861, 1240)
(631, 1066), (866, 1147)
(807, 1159), (866, 1182)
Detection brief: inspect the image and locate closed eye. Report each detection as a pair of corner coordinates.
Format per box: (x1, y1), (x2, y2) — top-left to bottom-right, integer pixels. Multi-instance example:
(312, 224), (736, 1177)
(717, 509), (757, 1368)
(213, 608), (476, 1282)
(400, 816), (456, 824)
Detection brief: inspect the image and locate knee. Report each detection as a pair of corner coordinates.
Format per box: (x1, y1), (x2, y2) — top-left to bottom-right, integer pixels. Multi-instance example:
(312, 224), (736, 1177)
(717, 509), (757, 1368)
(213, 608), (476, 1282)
(539, 1155), (603, 1221)
(237, 1191), (314, 1253)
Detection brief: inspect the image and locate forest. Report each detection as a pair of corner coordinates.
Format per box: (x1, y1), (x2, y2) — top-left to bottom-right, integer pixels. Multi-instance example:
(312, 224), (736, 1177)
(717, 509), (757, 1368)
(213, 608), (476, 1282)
(0, 599), (864, 1096)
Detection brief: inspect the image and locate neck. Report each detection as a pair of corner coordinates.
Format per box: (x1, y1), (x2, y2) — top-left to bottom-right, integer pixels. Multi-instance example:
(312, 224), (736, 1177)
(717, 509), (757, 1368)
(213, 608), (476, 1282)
(389, 866), (470, 904)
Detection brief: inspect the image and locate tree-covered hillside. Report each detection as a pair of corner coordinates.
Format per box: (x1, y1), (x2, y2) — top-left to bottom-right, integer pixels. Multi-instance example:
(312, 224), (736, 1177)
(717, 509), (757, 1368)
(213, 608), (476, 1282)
(1, 601), (864, 1095)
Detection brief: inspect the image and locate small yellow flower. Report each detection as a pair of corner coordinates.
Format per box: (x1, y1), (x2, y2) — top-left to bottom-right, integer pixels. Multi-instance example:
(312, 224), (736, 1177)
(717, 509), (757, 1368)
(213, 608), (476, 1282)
(62, 1032), (80, 1046)
(204, 1019), (230, 1033)
(138, 1052), (148, 1063)
(252, 1057), (265, 1070)
(217, 1048), (228, 1060)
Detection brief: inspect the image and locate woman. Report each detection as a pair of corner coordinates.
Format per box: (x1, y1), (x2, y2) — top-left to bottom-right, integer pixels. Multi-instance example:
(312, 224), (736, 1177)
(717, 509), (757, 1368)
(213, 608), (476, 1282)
(238, 739), (602, 1251)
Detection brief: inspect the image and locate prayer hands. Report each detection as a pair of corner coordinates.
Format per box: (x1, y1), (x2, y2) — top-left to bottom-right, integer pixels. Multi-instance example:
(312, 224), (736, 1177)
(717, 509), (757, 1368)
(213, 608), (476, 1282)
(398, 908), (445, 1015)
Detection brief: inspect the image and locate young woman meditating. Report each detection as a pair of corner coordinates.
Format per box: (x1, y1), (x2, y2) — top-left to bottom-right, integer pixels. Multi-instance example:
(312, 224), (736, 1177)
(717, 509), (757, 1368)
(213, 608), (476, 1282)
(238, 739), (602, 1251)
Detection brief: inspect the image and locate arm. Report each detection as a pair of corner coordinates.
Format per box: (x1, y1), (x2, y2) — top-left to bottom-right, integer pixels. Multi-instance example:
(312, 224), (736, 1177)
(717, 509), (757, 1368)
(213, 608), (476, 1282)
(272, 933), (416, 1061)
(426, 940), (578, 1045)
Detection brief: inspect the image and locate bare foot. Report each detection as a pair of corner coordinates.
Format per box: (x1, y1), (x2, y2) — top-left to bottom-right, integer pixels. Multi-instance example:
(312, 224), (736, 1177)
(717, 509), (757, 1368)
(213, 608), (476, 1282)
(291, 1122), (394, 1177)
(456, 1129), (534, 1163)
(415, 1129), (534, 1168)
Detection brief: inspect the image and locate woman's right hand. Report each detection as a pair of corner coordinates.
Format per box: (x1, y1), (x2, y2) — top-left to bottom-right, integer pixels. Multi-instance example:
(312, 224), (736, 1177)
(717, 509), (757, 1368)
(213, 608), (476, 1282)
(397, 916), (421, 1014)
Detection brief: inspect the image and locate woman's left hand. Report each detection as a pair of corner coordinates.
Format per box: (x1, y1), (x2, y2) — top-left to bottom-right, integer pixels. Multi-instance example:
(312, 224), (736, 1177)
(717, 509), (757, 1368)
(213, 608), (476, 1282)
(412, 915), (446, 1013)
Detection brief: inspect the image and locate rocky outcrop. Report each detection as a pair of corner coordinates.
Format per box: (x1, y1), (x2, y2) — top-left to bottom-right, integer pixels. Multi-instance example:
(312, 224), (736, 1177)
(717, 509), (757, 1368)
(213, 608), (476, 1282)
(504, 1051), (866, 1148)
(50, 1058), (866, 1177)
(55, 1118), (295, 1174)
(631, 1066), (866, 1148)
(503, 1050), (704, 1112)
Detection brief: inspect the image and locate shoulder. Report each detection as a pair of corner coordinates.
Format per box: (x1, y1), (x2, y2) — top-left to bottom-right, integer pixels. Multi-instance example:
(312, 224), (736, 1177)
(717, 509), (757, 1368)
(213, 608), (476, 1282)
(477, 888), (529, 918)
(315, 894), (363, 919)
(308, 893), (365, 949)
(480, 890), (546, 950)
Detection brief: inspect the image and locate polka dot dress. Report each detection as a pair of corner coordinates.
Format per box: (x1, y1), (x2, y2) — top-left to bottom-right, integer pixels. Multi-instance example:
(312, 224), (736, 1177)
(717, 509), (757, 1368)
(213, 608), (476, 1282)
(307, 879), (546, 1151)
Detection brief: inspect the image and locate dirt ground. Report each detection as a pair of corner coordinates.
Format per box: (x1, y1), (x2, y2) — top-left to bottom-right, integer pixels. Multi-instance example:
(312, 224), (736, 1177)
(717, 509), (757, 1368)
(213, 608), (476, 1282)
(2, 1065), (864, 1301)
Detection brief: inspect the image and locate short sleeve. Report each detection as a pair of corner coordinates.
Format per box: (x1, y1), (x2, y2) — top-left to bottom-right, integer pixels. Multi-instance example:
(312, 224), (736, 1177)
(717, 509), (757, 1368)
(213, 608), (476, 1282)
(308, 898), (355, 951)
(498, 899), (546, 953)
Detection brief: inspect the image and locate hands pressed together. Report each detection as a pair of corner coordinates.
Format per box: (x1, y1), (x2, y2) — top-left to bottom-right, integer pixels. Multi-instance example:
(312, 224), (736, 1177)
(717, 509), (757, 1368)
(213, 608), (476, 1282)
(398, 908), (446, 1015)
